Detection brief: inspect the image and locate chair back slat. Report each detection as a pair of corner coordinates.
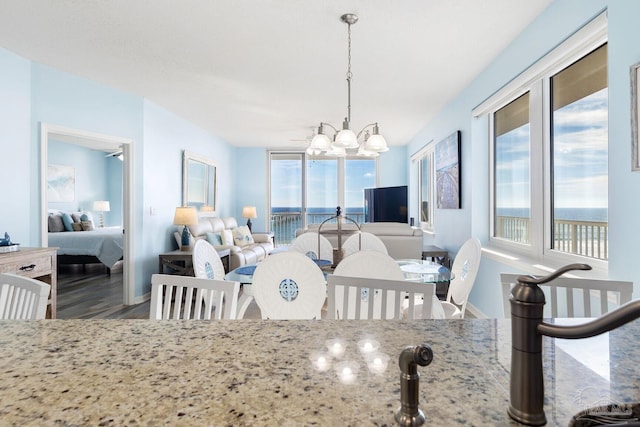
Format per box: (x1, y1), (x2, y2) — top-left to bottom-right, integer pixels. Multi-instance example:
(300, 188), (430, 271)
(0, 274), (50, 320)
(501, 273), (634, 318)
(150, 274), (240, 320)
(327, 275), (436, 320)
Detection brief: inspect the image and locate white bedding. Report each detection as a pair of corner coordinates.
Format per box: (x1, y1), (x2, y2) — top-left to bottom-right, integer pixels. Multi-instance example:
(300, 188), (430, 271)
(48, 226), (124, 268)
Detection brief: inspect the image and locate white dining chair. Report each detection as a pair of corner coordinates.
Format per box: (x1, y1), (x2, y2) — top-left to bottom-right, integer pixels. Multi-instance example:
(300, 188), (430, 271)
(192, 239), (226, 280)
(501, 273), (633, 318)
(327, 275), (436, 320)
(150, 274), (240, 320)
(437, 238), (482, 318)
(332, 250), (435, 319)
(289, 232), (333, 262)
(0, 273), (50, 320)
(251, 251), (326, 319)
(342, 232), (388, 257)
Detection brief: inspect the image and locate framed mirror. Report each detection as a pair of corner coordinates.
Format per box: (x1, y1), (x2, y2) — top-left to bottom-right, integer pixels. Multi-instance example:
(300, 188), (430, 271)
(183, 150), (217, 213)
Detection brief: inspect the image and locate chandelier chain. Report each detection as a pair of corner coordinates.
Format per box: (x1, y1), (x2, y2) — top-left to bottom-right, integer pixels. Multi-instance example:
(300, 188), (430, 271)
(346, 21), (352, 122)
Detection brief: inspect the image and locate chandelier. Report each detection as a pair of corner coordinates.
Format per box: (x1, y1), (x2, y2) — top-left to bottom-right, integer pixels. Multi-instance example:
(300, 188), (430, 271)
(306, 13), (389, 158)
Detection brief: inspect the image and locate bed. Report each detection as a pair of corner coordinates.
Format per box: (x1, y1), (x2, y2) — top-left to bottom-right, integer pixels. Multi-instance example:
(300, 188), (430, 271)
(48, 226), (124, 270)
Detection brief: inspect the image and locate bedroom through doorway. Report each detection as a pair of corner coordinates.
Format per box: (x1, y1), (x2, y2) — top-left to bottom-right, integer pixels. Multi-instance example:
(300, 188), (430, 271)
(40, 123), (135, 315)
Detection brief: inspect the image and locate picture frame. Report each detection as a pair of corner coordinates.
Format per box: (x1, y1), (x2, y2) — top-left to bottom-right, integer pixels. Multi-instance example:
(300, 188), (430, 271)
(47, 164), (75, 202)
(435, 131), (461, 209)
(183, 150), (217, 214)
(631, 62), (640, 171)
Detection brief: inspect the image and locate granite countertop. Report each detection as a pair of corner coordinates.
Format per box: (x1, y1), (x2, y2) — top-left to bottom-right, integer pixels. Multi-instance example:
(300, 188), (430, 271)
(0, 319), (638, 426)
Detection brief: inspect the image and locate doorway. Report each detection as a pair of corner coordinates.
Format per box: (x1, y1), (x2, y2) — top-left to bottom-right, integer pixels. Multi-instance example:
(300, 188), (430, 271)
(40, 123), (135, 305)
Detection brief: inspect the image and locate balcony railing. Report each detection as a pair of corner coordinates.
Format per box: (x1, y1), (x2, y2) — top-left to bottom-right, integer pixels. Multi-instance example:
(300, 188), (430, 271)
(270, 210), (365, 247)
(495, 215), (608, 260)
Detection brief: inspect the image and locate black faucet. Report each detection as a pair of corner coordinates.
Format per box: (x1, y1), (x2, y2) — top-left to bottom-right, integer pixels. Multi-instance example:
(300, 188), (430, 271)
(508, 263), (640, 425)
(395, 344), (433, 426)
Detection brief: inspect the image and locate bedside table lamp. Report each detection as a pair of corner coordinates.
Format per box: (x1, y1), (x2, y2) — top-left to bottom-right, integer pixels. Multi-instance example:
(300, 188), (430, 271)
(173, 207), (199, 251)
(93, 200), (110, 228)
(242, 206), (257, 232)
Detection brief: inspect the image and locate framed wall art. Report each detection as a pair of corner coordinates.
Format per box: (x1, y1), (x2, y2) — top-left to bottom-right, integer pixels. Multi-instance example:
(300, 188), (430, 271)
(631, 62), (640, 171)
(47, 164), (75, 202)
(435, 131), (461, 209)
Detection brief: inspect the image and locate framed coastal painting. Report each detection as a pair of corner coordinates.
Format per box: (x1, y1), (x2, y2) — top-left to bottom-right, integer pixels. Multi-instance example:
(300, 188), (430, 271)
(47, 164), (75, 202)
(631, 62), (640, 171)
(435, 131), (461, 209)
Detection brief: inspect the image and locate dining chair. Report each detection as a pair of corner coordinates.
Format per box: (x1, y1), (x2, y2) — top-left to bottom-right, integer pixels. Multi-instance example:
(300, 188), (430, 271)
(289, 232), (333, 262)
(501, 273), (633, 318)
(0, 273), (50, 320)
(332, 250), (423, 319)
(440, 238), (482, 319)
(251, 251), (326, 319)
(327, 275), (436, 320)
(192, 239), (226, 280)
(149, 273), (240, 320)
(342, 232), (388, 258)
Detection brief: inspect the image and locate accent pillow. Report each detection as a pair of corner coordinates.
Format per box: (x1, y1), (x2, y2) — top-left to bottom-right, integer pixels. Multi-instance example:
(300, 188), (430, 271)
(71, 213), (82, 223)
(232, 225), (254, 247)
(48, 214), (64, 233)
(221, 229), (234, 246)
(81, 221), (94, 231)
(80, 212), (95, 228)
(206, 232), (223, 246)
(72, 223), (83, 231)
(61, 212), (74, 231)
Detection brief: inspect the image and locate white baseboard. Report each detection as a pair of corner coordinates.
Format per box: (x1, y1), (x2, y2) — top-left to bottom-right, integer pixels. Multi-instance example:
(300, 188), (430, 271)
(465, 302), (488, 319)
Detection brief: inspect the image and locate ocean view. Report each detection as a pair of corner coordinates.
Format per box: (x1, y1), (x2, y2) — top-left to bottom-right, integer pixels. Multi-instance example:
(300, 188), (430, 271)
(497, 207), (608, 222)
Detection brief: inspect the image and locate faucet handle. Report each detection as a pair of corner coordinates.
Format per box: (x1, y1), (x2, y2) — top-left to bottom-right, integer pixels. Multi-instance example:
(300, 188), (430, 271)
(517, 263), (591, 286)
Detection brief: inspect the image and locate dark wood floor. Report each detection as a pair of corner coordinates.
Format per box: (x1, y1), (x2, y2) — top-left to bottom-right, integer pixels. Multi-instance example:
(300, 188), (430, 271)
(56, 262), (150, 319)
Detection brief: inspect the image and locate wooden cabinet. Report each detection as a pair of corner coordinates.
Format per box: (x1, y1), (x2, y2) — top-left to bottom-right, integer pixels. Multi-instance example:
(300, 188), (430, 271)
(0, 247), (57, 318)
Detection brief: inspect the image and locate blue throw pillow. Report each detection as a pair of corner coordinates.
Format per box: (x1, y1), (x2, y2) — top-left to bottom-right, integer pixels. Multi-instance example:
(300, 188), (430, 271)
(61, 212), (74, 231)
(206, 232), (223, 246)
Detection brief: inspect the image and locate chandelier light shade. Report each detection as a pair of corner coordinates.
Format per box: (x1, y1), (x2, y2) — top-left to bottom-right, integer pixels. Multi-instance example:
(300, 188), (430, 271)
(306, 13), (388, 157)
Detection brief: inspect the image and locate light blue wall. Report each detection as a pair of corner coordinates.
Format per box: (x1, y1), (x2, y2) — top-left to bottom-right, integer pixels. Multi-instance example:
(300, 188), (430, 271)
(407, 0), (640, 317)
(0, 49), (31, 244)
(48, 140), (123, 227)
(0, 53), (240, 299)
(141, 100), (236, 293)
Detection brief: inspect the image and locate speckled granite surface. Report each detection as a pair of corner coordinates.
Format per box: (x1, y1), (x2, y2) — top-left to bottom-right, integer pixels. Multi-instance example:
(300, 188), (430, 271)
(0, 319), (638, 426)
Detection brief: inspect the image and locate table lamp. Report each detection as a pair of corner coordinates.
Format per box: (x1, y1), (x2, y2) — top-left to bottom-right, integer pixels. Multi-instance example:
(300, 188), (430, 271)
(93, 200), (110, 228)
(173, 206), (199, 251)
(242, 206), (257, 232)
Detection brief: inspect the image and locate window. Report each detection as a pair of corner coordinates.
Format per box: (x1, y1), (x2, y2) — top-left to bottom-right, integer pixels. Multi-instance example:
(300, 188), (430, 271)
(269, 152), (377, 245)
(411, 142), (435, 231)
(479, 14), (608, 267)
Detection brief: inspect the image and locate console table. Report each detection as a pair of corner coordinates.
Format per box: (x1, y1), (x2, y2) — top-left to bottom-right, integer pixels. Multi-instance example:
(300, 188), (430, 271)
(0, 247), (57, 318)
(158, 248), (230, 275)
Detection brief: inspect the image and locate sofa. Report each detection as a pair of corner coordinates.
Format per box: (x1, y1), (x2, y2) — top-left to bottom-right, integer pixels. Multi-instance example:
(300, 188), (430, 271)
(296, 222), (423, 259)
(175, 217), (274, 270)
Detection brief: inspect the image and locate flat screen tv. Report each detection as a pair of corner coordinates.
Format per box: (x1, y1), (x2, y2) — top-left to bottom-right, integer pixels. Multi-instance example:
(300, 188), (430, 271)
(363, 185), (408, 223)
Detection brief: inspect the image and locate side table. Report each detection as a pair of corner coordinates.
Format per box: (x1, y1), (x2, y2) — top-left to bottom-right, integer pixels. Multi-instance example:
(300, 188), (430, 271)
(0, 247), (57, 318)
(422, 245), (450, 268)
(159, 248), (230, 275)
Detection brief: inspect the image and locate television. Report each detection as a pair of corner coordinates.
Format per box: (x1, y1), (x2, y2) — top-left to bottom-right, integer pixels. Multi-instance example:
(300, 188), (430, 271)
(363, 185), (408, 223)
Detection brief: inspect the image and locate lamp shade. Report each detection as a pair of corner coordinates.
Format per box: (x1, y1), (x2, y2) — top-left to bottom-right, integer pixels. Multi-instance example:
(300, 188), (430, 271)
(93, 200), (110, 212)
(173, 206), (198, 226)
(325, 144), (347, 157)
(333, 128), (358, 149)
(242, 206), (257, 219)
(309, 133), (332, 151)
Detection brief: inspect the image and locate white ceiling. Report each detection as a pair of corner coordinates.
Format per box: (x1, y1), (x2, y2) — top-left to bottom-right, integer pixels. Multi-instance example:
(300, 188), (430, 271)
(0, 0), (552, 149)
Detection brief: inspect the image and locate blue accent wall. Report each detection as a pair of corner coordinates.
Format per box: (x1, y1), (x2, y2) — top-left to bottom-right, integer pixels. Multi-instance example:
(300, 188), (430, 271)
(48, 140), (123, 227)
(407, 0), (640, 317)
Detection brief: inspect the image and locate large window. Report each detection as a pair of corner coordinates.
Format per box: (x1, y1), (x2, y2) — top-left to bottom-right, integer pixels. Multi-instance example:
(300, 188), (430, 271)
(269, 152), (377, 245)
(482, 14), (608, 266)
